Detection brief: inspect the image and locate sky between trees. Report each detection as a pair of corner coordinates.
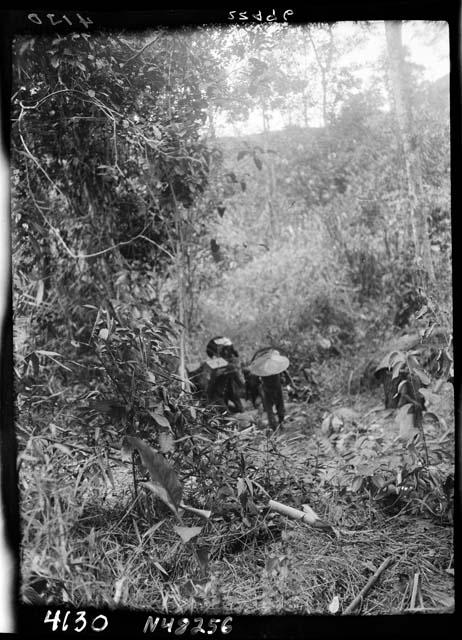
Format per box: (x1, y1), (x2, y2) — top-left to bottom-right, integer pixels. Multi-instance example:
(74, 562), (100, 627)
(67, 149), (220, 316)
(212, 20), (449, 136)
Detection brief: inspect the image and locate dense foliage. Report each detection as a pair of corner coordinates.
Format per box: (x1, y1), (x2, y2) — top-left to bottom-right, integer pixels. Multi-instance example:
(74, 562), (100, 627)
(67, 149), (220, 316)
(11, 22), (453, 614)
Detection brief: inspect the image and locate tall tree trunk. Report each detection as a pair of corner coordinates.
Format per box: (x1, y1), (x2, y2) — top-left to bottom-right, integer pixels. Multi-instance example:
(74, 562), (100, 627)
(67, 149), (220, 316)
(171, 187), (190, 393)
(261, 103), (276, 241)
(385, 20), (435, 283)
(208, 104), (216, 140)
(302, 37), (310, 128)
(168, 43), (190, 393)
(308, 25), (334, 127)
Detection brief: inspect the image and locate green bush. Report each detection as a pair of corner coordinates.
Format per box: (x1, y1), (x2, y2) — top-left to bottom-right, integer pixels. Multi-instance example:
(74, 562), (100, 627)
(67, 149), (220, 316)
(195, 231), (351, 359)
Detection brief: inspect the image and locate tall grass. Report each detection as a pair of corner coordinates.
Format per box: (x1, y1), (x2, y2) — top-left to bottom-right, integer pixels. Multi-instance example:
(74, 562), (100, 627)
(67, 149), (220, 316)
(196, 228), (346, 358)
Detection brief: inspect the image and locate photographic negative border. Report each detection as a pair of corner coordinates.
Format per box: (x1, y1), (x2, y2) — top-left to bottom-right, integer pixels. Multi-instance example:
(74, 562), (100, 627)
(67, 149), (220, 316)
(1, 3), (459, 637)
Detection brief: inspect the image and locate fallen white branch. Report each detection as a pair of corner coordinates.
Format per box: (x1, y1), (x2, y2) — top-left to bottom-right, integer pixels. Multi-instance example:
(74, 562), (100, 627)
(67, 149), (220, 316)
(180, 503), (211, 519)
(268, 499), (332, 530)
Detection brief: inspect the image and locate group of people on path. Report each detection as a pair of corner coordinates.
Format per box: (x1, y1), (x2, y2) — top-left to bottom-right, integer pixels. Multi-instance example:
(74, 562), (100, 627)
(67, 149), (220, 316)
(188, 336), (290, 429)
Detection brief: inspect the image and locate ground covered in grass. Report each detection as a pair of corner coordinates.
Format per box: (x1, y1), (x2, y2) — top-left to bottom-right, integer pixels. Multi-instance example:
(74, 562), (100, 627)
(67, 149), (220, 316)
(19, 377), (454, 615)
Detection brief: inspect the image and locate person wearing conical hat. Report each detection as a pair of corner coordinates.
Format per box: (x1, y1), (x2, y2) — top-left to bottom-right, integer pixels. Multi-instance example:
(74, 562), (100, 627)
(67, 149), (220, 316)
(248, 349), (290, 430)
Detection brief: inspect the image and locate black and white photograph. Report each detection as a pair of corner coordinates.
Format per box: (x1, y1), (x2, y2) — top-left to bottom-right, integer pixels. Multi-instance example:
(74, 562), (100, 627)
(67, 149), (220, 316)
(0, 6), (457, 636)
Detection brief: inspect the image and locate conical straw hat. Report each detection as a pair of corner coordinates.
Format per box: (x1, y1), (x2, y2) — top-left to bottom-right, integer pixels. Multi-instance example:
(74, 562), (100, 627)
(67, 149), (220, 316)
(249, 349), (289, 377)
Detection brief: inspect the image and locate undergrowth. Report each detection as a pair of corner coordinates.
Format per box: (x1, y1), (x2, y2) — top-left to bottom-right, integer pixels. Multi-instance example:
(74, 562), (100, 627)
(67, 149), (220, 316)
(19, 338), (454, 613)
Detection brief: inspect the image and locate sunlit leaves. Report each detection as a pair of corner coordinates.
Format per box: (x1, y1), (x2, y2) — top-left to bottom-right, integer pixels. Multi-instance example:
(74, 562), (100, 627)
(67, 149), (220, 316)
(173, 525), (203, 543)
(122, 436), (183, 515)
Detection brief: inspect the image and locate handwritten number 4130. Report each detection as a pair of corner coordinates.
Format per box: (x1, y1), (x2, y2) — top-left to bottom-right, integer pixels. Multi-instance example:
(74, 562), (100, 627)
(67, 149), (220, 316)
(44, 610), (108, 632)
(28, 13), (93, 28)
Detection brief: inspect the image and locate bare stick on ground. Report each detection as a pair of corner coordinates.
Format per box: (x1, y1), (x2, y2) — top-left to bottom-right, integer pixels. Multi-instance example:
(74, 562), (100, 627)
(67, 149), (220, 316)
(343, 556), (394, 614)
(410, 572), (421, 609)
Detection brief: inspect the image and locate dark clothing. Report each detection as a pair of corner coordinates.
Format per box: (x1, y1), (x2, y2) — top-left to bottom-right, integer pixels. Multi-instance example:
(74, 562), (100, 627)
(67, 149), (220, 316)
(207, 361), (244, 413)
(261, 374), (285, 429)
(245, 369), (285, 429)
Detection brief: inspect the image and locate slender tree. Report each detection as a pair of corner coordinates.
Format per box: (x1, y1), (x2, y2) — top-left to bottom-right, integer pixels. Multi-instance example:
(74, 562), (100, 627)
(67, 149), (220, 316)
(385, 20), (435, 283)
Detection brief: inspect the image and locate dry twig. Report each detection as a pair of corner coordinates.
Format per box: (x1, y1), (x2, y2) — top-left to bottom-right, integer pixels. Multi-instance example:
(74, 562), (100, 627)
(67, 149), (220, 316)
(410, 572), (421, 609)
(343, 556), (394, 614)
